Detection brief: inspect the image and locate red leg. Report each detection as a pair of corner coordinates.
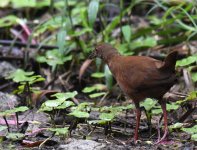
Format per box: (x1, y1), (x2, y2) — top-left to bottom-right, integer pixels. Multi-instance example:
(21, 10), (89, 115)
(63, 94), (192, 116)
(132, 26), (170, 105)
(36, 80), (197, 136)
(134, 107), (141, 142)
(156, 102), (168, 144)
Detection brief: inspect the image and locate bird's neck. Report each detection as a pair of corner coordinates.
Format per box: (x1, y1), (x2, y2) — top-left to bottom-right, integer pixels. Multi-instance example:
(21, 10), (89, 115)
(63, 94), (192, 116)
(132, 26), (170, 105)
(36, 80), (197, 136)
(102, 51), (120, 64)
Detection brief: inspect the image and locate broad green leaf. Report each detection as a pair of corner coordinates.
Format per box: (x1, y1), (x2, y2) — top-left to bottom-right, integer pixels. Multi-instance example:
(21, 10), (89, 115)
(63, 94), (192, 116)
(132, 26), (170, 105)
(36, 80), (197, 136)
(166, 103), (179, 111)
(140, 98), (157, 111)
(0, 125), (7, 131)
(169, 123), (184, 129)
(0, 106), (29, 116)
(83, 86), (97, 93)
(191, 134), (197, 141)
(56, 101), (75, 109)
(48, 127), (69, 136)
(12, 0), (36, 8)
(0, 0), (9, 7)
(45, 100), (64, 107)
(6, 133), (25, 141)
(75, 102), (94, 111)
(130, 37), (157, 50)
(152, 109), (162, 115)
(186, 91), (197, 100)
(122, 25), (132, 42)
(0, 15), (19, 27)
(91, 72), (105, 78)
(88, 0), (99, 27)
(99, 113), (115, 121)
(82, 84), (106, 93)
(191, 72), (197, 82)
(124, 104), (135, 110)
(100, 106), (112, 112)
(52, 91), (78, 100)
(89, 92), (106, 98)
(182, 125), (197, 134)
(69, 110), (89, 118)
(38, 104), (53, 112)
(176, 54), (197, 67)
(7, 69), (34, 83)
(7, 106), (29, 113)
(36, 49), (72, 71)
(88, 120), (107, 125)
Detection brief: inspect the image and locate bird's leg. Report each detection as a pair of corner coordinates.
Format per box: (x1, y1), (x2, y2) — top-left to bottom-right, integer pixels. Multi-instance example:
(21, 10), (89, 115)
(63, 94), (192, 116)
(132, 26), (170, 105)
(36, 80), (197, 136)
(156, 101), (168, 144)
(134, 106), (141, 142)
(125, 105), (141, 144)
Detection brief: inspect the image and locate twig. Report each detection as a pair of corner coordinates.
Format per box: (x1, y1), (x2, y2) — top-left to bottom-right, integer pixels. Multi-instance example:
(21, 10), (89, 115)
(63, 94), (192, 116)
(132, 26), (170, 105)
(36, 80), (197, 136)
(0, 40), (58, 50)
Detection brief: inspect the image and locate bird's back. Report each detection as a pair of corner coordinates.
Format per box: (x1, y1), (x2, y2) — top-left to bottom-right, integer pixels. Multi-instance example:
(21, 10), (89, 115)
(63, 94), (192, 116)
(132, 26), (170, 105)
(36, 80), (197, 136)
(107, 53), (177, 103)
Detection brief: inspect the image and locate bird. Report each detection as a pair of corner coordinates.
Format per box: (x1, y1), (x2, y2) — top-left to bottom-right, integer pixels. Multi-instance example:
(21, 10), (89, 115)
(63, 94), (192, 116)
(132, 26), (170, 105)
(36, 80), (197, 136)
(88, 43), (178, 144)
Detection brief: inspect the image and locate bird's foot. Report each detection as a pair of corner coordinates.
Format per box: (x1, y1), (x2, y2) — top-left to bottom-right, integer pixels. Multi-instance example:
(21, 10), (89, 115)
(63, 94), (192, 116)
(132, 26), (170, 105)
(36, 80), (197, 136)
(155, 130), (168, 144)
(124, 138), (141, 145)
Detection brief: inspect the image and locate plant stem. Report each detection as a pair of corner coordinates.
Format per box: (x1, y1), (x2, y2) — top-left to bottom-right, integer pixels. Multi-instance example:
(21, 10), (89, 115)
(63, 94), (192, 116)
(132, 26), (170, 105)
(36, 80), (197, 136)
(3, 116), (10, 132)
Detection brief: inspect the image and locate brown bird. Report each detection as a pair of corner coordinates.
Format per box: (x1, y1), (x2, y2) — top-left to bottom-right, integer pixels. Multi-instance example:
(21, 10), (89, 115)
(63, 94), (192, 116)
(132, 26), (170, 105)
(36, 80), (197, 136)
(88, 43), (177, 144)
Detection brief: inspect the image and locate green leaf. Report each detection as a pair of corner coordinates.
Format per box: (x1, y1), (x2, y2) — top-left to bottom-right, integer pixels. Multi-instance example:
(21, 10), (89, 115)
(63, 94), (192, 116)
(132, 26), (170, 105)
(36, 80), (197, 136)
(7, 69), (34, 83)
(8, 106), (29, 113)
(152, 109), (162, 115)
(57, 29), (67, 54)
(88, 120), (107, 125)
(75, 102), (94, 111)
(82, 84), (106, 93)
(89, 92), (106, 98)
(176, 54), (197, 67)
(166, 103), (179, 111)
(83, 86), (97, 93)
(99, 113), (115, 121)
(36, 49), (72, 71)
(52, 91), (78, 100)
(48, 127), (69, 136)
(130, 37), (157, 50)
(0, 125), (7, 131)
(6, 133), (25, 141)
(122, 104), (135, 110)
(45, 100), (63, 107)
(56, 101), (75, 109)
(122, 25), (132, 42)
(182, 125), (197, 134)
(12, 0), (36, 8)
(0, 15), (19, 27)
(91, 72), (105, 78)
(69, 110), (89, 118)
(191, 72), (197, 82)
(88, 0), (99, 27)
(0, 0), (9, 7)
(140, 98), (157, 111)
(104, 65), (113, 90)
(0, 106), (29, 116)
(169, 123), (184, 129)
(186, 91), (197, 101)
(191, 134), (197, 141)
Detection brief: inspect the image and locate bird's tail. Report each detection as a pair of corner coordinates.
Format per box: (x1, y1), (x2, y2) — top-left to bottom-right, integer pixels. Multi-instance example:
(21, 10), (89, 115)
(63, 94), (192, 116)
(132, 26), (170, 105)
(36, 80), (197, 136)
(161, 51), (178, 71)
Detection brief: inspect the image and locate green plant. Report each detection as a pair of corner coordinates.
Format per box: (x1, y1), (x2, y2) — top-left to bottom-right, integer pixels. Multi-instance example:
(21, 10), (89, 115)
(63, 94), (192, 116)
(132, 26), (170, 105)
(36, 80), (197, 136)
(88, 104), (134, 135)
(6, 69), (45, 106)
(182, 125), (197, 141)
(0, 106), (29, 132)
(39, 91), (77, 125)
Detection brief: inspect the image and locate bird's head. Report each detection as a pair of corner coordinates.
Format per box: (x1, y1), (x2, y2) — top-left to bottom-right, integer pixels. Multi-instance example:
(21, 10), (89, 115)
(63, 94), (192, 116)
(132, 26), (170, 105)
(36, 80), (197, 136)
(88, 43), (119, 60)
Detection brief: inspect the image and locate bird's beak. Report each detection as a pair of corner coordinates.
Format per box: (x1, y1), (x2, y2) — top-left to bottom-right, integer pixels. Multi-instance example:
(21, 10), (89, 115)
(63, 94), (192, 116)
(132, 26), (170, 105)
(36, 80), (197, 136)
(88, 50), (97, 59)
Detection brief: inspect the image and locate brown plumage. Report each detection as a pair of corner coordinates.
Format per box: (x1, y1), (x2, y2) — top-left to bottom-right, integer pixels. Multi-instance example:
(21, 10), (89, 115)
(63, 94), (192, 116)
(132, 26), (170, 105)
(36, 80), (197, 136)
(89, 43), (178, 143)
